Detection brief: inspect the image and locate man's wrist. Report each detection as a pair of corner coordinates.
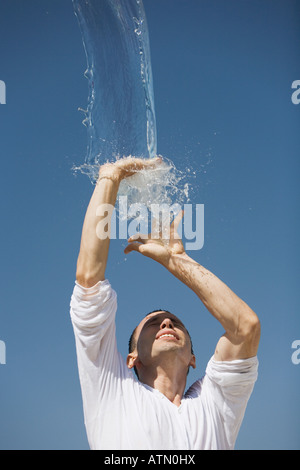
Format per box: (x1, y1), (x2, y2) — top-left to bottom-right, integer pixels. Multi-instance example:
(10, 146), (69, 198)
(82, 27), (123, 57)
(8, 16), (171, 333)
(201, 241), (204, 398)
(164, 251), (192, 274)
(98, 164), (123, 185)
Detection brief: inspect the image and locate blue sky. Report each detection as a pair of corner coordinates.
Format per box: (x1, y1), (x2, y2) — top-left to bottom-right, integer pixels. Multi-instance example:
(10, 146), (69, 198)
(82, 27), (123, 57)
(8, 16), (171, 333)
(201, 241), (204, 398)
(0, 0), (299, 450)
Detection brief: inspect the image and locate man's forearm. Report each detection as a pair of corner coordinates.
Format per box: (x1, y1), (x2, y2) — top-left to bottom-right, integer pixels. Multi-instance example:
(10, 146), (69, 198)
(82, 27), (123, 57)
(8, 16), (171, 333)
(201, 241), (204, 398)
(76, 172), (121, 288)
(76, 157), (162, 288)
(166, 252), (260, 344)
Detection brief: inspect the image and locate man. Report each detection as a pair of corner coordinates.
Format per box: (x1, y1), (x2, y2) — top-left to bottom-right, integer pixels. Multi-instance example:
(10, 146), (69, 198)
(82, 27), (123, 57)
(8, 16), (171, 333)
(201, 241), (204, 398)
(70, 156), (260, 450)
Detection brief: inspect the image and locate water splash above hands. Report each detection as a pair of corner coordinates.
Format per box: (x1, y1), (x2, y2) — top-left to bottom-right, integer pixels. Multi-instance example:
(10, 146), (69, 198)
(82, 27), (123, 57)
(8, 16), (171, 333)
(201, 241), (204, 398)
(73, 0), (194, 217)
(73, 0), (157, 164)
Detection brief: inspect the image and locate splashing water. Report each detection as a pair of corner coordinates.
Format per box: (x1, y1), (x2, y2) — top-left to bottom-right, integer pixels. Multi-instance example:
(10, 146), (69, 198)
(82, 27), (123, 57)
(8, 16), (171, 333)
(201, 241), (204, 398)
(73, 0), (156, 165)
(73, 0), (193, 224)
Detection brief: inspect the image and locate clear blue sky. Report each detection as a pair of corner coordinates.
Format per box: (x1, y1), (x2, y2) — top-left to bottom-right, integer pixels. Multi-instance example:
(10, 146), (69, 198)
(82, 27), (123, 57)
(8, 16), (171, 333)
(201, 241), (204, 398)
(0, 0), (299, 450)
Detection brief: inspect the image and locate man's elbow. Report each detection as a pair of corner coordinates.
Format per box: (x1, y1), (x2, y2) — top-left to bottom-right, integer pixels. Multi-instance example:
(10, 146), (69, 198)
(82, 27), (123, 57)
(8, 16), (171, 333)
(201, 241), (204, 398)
(76, 273), (93, 288)
(241, 312), (261, 347)
(76, 264), (105, 288)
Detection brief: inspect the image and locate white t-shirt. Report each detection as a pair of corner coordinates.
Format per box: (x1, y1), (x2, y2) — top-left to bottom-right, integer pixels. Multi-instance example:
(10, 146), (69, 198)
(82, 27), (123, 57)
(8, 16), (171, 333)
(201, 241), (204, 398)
(70, 279), (258, 450)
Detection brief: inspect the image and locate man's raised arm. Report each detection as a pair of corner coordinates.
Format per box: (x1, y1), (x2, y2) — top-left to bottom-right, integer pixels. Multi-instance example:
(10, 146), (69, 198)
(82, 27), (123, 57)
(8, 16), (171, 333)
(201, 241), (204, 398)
(124, 212), (261, 361)
(76, 157), (162, 288)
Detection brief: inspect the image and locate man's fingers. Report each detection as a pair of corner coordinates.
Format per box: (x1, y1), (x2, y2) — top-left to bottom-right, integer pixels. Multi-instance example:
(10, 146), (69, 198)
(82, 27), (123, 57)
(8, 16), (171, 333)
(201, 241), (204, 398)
(133, 156), (162, 170)
(98, 156), (163, 181)
(128, 233), (149, 243)
(124, 242), (144, 255)
(171, 210), (184, 236)
(128, 157), (162, 175)
(119, 156), (162, 176)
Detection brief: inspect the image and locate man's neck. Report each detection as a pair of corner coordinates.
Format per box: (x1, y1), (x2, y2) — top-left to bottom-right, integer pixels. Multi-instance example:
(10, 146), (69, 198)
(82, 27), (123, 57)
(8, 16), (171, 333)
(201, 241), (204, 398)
(139, 363), (188, 407)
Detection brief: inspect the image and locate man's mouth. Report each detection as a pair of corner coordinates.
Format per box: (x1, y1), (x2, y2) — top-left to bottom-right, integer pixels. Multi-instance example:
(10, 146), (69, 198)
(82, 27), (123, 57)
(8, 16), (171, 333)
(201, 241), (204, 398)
(156, 330), (179, 340)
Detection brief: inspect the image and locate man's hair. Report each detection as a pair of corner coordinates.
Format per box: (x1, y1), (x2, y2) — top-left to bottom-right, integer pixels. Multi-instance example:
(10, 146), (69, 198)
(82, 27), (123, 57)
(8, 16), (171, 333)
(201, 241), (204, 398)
(128, 309), (194, 378)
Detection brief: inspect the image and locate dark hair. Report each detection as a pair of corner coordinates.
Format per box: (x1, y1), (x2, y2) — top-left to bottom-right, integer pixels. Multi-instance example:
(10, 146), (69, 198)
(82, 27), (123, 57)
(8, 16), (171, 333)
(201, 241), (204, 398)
(128, 309), (194, 378)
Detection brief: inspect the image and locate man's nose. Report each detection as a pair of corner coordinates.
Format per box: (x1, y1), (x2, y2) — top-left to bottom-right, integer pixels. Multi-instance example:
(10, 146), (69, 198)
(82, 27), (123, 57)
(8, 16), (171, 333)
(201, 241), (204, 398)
(160, 318), (175, 330)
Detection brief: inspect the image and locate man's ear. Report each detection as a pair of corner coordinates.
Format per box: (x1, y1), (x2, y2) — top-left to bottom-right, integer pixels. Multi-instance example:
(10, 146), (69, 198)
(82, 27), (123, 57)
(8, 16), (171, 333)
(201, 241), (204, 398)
(189, 354), (196, 369)
(126, 352), (139, 370)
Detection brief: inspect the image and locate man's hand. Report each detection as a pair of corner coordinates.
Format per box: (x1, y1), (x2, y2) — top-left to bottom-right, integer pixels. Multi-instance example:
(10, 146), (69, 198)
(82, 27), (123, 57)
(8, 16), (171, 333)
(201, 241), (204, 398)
(124, 210), (186, 269)
(99, 156), (162, 182)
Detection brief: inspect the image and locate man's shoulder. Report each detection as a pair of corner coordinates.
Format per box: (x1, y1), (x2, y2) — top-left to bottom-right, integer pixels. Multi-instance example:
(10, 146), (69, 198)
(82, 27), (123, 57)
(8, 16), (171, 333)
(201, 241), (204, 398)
(205, 355), (259, 387)
(184, 355), (259, 399)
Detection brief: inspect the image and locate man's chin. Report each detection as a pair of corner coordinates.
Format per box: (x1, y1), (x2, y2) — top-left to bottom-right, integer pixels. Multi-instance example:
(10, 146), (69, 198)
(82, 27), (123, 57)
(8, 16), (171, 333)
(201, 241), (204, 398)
(154, 341), (181, 354)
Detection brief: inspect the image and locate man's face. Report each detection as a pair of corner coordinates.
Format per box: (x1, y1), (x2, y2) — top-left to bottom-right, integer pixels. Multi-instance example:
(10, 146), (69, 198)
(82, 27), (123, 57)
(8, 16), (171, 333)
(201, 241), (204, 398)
(128, 311), (196, 372)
